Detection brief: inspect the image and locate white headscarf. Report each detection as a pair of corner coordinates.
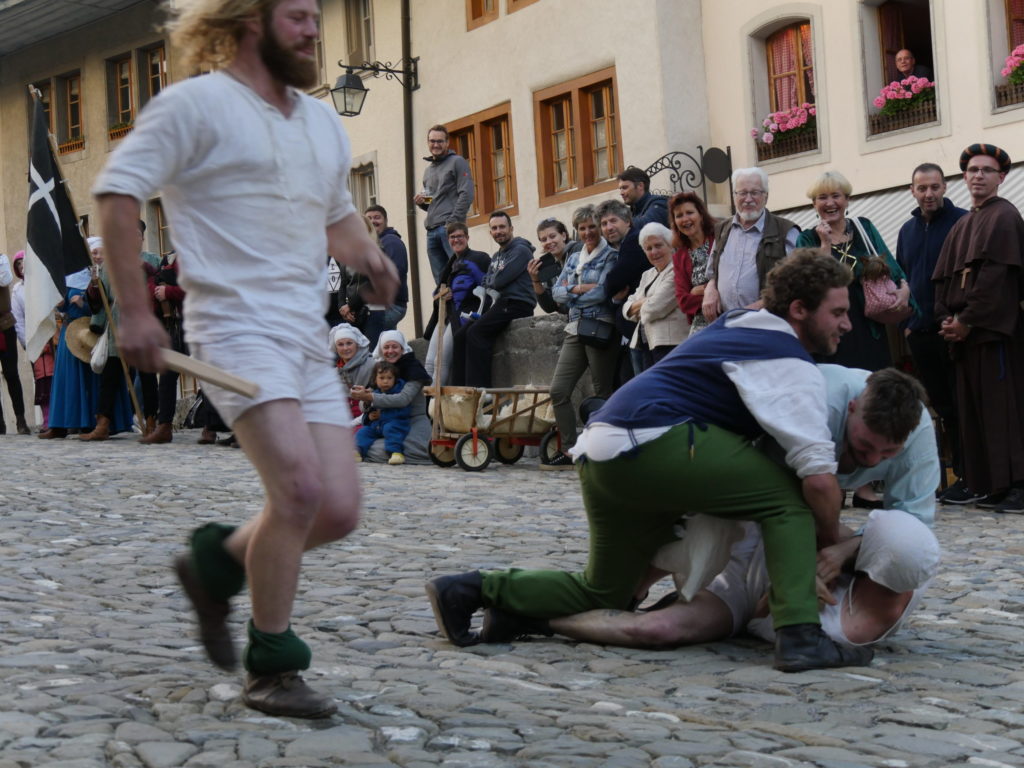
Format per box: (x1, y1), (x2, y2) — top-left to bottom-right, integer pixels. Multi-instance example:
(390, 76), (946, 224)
(330, 323), (370, 351)
(86, 236), (103, 254)
(372, 330), (412, 361)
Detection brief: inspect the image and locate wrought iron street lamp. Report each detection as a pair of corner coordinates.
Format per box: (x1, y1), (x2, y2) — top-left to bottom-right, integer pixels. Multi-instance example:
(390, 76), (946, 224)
(330, 72), (368, 117)
(329, 59), (419, 117)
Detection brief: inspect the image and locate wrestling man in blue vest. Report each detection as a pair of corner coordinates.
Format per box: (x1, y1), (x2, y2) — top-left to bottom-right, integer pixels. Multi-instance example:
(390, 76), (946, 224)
(427, 249), (870, 672)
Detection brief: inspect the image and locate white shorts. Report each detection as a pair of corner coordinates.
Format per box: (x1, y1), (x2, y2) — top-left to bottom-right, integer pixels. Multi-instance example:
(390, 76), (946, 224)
(705, 522), (769, 637)
(190, 334), (348, 428)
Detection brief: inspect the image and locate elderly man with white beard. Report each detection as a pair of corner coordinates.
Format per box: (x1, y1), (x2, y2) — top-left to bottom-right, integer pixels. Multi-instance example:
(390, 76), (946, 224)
(702, 167), (799, 323)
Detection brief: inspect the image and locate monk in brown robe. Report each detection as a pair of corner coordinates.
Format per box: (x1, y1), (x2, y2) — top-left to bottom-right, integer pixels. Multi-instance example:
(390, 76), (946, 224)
(932, 143), (1024, 513)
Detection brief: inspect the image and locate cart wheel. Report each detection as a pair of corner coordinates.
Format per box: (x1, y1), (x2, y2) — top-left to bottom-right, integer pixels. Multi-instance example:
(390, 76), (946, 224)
(539, 428), (562, 464)
(455, 433), (492, 472)
(430, 443), (457, 468)
(494, 437), (524, 464)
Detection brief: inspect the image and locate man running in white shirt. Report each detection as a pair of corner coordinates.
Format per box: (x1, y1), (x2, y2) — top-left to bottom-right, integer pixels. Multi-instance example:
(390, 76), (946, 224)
(93, 0), (397, 718)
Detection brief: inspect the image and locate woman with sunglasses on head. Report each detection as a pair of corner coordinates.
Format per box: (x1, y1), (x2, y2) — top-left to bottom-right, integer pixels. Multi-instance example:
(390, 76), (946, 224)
(528, 218), (581, 314)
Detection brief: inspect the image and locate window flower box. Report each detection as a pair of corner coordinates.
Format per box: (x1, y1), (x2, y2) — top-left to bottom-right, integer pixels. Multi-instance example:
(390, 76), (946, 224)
(869, 76), (936, 135)
(108, 123), (134, 141)
(995, 82), (1024, 107)
(57, 138), (85, 154)
(752, 103), (818, 162)
(868, 99), (937, 135)
(996, 45), (1024, 108)
(755, 129), (819, 161)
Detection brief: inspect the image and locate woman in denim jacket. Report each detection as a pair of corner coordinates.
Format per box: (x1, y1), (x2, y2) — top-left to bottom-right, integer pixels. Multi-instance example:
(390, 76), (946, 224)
(543, 205), (619, 469)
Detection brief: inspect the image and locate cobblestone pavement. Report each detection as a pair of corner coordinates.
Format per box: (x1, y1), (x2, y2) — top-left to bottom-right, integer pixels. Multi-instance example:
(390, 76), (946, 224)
(2, 432), (1023, 768)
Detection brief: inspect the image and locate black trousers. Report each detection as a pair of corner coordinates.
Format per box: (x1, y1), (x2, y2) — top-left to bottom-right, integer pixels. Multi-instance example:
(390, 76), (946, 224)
(907, 329), (961, 475)
(97, 361), (130, 420)
(139, 372), (158, 418)
(0, 326), (25, 422)
(449, 298), (534, 388)
(139, 326), (187, 423)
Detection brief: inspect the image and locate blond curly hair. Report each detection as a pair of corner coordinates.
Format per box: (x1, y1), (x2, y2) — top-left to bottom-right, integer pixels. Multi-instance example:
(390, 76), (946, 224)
(164, 0), (277, 71)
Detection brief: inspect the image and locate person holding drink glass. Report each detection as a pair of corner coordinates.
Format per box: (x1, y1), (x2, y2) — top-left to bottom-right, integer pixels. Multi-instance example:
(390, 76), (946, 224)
(415, 125), (475, 285)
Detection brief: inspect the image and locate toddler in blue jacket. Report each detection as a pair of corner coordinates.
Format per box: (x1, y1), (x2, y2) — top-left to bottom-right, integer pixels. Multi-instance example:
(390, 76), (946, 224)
(355, 361), (411, 465)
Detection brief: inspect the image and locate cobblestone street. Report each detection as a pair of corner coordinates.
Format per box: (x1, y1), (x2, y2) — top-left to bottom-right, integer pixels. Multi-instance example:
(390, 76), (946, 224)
(1, 432), (1023, 768)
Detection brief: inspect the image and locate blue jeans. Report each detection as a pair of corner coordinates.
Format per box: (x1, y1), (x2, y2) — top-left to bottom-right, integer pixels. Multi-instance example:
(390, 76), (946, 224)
(364, 304), (408, 350)
(426, 225), (453, 286)
(384, 303), (407, 331)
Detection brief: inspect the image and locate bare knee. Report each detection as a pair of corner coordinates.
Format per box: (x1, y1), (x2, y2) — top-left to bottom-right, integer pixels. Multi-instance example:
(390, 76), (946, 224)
(267, 464), (325, 527)
(316, 485), (361, 542)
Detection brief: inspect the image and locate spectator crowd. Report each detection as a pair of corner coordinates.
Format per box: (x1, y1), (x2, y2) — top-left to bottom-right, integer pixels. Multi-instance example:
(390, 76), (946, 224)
(1, 128), (1021, 510)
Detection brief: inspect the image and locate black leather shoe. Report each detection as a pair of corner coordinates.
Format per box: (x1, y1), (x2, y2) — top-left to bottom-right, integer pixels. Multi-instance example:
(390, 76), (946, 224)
(480, 607), (552, 643)
(242, 671), (337, 718)
(774, 623), (873, 673)
(174, 554), (237, 670)
(425, 571), (483, 646)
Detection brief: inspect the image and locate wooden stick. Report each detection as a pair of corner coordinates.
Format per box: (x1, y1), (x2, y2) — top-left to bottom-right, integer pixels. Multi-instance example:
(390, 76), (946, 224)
(161, 349), (260, 399)
(431, 288), (446, 443)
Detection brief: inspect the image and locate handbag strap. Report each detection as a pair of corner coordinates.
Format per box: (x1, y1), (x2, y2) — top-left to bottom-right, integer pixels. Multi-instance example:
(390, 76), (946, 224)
(848, 216), (878, 260)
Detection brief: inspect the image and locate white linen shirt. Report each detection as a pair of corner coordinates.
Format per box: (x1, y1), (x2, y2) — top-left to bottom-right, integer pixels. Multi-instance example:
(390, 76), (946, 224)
(574, 310), (837, 479)
(92, 72), (356, 360)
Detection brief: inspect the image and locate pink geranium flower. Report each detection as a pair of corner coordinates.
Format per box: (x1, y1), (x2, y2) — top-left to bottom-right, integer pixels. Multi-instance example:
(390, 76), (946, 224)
(752, 103), (817, 149)
(874, 76), (935, 116)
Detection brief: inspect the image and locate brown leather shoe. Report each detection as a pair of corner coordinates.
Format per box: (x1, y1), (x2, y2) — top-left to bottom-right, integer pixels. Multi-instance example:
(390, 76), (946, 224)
(140, 422), (173, 444)
(242, 671), (337, 718)
(144, 415), (156, 436)
(38, 427), (68, 439)
(174, 554), (237, 670)
(79, 415), (111, 441)
(197, 427), (217, 445)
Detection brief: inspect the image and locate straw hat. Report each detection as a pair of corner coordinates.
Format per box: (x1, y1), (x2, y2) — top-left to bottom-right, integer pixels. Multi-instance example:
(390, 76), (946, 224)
(65, 317), (100, 363)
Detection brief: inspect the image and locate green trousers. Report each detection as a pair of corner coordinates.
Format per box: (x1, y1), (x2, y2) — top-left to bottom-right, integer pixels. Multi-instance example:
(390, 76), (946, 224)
(481, 423), (820, 628)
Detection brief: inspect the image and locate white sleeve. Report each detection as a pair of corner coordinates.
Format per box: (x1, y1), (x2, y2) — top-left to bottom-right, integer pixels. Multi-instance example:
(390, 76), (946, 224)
(724, 358), (837, 478)
(317, 100), (356, 226)
(0, 254), (12, 287)
(12, 285), (26, 348)
(92, 85), (205, 201)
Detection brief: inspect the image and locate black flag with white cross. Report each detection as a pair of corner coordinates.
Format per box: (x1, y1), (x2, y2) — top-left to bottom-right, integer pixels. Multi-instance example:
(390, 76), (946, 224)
(24, 94), (91, 361)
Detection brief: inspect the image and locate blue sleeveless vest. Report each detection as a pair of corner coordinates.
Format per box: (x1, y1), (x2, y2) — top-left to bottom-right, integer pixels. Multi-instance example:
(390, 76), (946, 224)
(593, 311), (813, 437)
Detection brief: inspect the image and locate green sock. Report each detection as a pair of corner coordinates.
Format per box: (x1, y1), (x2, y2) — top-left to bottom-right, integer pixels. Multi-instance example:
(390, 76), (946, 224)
(190, 522), (245, 601)
(243, 620), (312, 675)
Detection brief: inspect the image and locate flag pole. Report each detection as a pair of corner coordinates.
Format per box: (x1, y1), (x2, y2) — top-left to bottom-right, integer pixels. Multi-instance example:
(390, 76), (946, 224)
(29, 87), (147, 433)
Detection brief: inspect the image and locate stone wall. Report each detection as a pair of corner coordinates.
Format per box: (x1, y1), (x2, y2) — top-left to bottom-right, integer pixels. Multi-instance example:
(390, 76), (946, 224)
(412, 312), (601, 399)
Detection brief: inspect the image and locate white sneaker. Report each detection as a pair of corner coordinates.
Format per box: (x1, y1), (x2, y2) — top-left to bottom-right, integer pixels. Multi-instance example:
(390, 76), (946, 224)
(388, 452), (405, 465)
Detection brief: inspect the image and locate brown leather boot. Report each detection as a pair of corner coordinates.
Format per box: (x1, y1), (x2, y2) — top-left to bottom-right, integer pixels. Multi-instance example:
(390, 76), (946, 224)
(197, 427), (216, 445)
(140, 422), (173, 444)
(144, 415), (156, 436)
(79, 415), (111, 441)
(38, 427), (68, 439)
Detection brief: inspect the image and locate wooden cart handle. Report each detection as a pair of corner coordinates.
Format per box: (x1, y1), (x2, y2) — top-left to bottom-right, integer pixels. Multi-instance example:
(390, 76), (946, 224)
(161, 349), (260, 399)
